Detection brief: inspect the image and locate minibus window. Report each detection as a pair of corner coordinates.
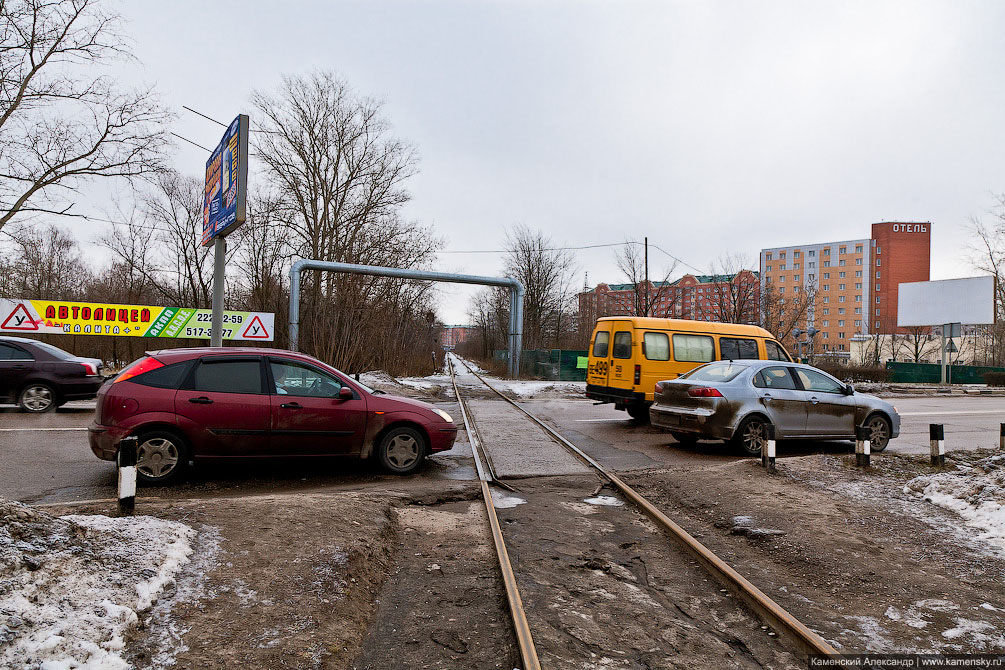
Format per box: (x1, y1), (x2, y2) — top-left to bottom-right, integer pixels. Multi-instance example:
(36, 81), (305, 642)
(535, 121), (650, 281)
(592, 332), (610, 357)
(720, 337), (758, 360)
(765, 340), (792, 361)
(643, 332), (670, 361)
(612, 332), (632, 359)
(672, 334), (714, 363)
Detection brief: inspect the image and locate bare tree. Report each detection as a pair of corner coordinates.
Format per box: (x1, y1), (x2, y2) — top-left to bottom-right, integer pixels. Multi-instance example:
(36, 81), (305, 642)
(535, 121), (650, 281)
(698, 254), (760, 324)
(503, 225), (576, 351)
(0, 0), (169, 230)
(965, 205), (1005, 364)
(3, 223), (91, 299)
(760, 282), (814, 350)
(613, 240), (678, 317)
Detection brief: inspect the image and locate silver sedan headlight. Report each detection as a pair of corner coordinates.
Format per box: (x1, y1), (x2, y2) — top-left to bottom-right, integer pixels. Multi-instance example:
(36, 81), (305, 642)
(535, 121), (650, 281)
(433, 408), (453, 423)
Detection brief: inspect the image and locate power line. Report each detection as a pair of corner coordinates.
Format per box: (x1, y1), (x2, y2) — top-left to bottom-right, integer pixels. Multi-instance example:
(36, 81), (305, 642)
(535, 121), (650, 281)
(170, 132), (211, 152)
(440, 241), (707, 275)
(182, 105), (280, 134)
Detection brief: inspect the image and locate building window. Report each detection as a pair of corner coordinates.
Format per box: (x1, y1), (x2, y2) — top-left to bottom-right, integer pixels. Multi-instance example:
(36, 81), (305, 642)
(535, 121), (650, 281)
(823, 273), (830, 279)
(780, 252), (786, 258)
(839, 246), (846, 254)
(779, 264), (786, 270)
(839, 260), (846, 266)
(794, 263), (800, 269)
(794, 274), (800, 281)
(855, 270), (862, 277)
(855, 320), (861, 327)
(855, 308), (862, 314)
(855, 245), (863, 253)
(766, 265), (771, 272)
(824, 248), (830, 256)
(876, 308), (881, 315)
(765, 253), (772, 260)
(822, 332), (829, 339)
(822, 320), (829, 327)
(839, 296), (845, 302)
(808, 262), (815, 268)
(838, 332), (846, 339)
(855, 283), (862, 289)
(808, 274), (815, 281)
(794, 251), (800, 258)
(839, 272), (846, 278)
(855, 295), (861, 302)
(876, 284), (880, 291)
(809, 250), (815, 257)
(856, 258), (862, 265)
(779, 287), (785, 293)
(822, 297), (829, 303)
(876, 259), (881, 266)
(822, 284), (830, 291)
(823, 308), (830, 315)
(876, 297), (881, 304)
(876, 271), (881, 278)
(794, 286), (800, 293)
(823, 261), (830, 267)
(838, 320), (845, 327)
(838, 283), (846, 290)
(779, 275), (785, 282)
(877, 246), (881, 254)
(839, 344), (845, 351)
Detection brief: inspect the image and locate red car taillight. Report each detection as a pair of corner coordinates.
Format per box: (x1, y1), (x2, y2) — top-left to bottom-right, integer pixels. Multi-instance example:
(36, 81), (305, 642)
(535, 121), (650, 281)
(654, 382), (664, 395)
(634, 364), (641, 385)
(79, 361), (98, 376)
(113, 356), (163, 384)
(687, 387), (723, 398)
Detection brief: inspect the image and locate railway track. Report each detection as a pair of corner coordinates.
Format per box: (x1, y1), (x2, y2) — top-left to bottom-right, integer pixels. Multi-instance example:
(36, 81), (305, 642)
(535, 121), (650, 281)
(446, 354), (838, 668)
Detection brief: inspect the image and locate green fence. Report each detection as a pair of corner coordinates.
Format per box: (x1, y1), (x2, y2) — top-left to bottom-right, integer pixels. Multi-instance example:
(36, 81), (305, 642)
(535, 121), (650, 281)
(493, 349), (588, 381)
(886, 361), (1005, 384)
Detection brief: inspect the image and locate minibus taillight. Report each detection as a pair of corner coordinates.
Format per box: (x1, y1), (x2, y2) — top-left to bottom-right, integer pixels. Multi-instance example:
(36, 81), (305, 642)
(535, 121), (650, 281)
(687, 387), (723, 398)
(634, 364), (641, 385)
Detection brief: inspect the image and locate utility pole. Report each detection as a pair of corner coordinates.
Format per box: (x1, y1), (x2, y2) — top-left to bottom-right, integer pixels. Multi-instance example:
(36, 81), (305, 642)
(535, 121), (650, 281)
(644, 236), (649, 317)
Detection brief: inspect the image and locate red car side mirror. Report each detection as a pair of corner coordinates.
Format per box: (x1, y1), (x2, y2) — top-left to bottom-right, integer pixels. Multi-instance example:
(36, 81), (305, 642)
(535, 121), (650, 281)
(338, 386), (354, 400)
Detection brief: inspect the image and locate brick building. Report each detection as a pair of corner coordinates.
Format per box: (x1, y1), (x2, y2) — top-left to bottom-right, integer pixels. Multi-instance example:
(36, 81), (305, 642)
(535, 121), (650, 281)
(577, 271), (760, 334)
(759, 222), (931, 355)
(440, 325), (474, 350)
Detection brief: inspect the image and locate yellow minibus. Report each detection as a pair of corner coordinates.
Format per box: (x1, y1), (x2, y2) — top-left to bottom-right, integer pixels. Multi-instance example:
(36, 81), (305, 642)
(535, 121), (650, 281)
(585, 317), (791, 420)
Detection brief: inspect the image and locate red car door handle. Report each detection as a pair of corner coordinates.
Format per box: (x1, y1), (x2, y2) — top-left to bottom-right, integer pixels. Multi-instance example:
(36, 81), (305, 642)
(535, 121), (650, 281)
(188, 396), (213, 404)
(281, 402), (302, 409)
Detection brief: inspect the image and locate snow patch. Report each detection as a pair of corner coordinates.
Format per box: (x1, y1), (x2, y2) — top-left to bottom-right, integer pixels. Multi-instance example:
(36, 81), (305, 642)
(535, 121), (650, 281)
(904, 454), (1005, 552)
(0, 500), (195, 670)
(584, 495), (624, 507)
(490, 491), (527, 509)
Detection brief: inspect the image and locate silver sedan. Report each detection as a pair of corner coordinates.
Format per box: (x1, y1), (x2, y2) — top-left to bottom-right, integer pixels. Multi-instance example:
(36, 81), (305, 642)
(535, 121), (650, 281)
(649, 360), (900, 455)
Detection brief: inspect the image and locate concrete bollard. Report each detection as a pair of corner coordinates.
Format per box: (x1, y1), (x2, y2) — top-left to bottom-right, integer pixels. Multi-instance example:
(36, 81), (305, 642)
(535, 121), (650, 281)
(855, 425), (871, 468)
(117, 436), (138, 516)
(929, 424), (945, 467)
(762, 424), (776, 473)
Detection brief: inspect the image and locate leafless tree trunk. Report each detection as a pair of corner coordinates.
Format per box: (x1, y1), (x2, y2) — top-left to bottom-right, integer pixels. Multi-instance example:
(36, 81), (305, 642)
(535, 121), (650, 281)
(698, 254), (760, 324)
(503, 225), (576, 351)
(0, 0), (169, 230)
(614, 240), (678, 317)
(760, 282), (814, 351)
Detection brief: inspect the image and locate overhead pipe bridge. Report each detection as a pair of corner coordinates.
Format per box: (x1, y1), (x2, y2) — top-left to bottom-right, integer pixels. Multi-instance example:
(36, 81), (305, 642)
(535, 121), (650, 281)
(288, 260), (525, 377)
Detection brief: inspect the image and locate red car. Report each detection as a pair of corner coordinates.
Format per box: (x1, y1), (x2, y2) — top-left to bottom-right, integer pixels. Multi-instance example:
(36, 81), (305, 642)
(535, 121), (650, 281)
(88, 347), (457, 483)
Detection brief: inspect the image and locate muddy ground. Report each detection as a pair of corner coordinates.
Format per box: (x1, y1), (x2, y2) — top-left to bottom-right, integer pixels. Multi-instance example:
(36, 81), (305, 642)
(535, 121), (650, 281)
(628, 452), (1005, 654)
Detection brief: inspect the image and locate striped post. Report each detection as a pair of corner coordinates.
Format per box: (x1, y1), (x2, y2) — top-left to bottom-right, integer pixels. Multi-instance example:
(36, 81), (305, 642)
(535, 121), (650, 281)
(117, 436), (138, 516)
(929, 424), (945, 467)
(764, 424), (776, 473)
(855, 425), (871, 468)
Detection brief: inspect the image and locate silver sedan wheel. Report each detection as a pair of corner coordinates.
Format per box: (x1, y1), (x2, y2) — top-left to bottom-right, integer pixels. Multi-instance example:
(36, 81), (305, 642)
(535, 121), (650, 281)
(385, 434), (420, 469)
(137, 437), (180, 479)
(866, 416), (891, 452)
(739, 418), (767, 456)
(20, 384), (54, 412)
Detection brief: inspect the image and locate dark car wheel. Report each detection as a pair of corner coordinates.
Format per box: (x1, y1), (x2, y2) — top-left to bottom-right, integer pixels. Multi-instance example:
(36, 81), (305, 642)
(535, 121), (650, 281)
(864, 414), (892, 452)
(670, 431), (698, 446)
(19, 383), (56, 413)
(376, 426), (426, 475)
(626, 404), (651, 423)
(135, 431), (189, 484)
(732, 416), (771, 456)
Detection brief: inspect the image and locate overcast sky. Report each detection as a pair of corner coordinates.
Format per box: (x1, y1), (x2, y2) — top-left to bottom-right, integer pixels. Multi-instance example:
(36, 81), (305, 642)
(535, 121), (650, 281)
(69, 1), (1005, 323)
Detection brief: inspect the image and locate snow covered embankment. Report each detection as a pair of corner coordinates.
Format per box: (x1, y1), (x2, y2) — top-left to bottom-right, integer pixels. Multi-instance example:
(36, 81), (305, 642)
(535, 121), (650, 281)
(905, 454), (1005, 553)
(0, 499), (194, 669)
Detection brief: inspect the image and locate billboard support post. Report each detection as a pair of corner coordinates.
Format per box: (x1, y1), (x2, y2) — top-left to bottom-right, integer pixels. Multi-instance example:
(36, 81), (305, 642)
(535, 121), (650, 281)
(211, 237), (227, 347)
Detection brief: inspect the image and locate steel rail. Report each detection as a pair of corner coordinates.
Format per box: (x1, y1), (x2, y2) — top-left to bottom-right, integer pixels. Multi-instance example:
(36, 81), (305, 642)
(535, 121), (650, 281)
(454, 356), (839, 660)
(447, 357), (541, 670)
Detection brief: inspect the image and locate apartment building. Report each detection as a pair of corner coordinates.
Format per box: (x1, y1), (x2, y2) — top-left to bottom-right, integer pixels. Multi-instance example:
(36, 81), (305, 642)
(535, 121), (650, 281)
(759, 222), (931, 355)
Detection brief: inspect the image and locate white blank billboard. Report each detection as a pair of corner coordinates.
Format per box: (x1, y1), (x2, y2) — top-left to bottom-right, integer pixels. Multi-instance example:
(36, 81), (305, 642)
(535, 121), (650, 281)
(897, 276), (995, 326)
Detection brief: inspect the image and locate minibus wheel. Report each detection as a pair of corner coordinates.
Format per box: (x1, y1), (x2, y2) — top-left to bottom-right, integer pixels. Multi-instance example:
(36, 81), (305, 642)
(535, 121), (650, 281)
(626, 404), (651, 422)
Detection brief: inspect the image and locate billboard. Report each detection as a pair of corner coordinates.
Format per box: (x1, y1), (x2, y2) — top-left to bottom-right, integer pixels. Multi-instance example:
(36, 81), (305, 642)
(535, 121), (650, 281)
(202, 114), (249, 246)
(0, 299), (274, 341)
(897, 276), (995, 327)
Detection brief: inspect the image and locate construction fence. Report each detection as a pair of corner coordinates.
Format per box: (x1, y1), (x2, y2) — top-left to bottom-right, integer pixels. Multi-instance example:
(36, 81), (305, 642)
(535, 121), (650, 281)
(493, 349), (588, 381)
(886, 361), (1005, 384)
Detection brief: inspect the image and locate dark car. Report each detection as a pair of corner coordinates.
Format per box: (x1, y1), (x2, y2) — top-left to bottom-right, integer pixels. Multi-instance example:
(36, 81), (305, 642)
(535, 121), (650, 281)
(88, 347), (458, 483)
(0, 336), (104, 412)
(649, 360), (900, 455)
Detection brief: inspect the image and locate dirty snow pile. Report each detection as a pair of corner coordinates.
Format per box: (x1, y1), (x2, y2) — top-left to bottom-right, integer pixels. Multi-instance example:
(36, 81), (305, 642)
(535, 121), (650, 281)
(905, 453), (1005, 552)
(0, 499), (195, 669)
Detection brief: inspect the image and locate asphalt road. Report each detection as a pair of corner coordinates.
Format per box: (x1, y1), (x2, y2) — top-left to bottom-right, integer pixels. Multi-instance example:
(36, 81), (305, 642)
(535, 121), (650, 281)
(2, 394), (1004, 504)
